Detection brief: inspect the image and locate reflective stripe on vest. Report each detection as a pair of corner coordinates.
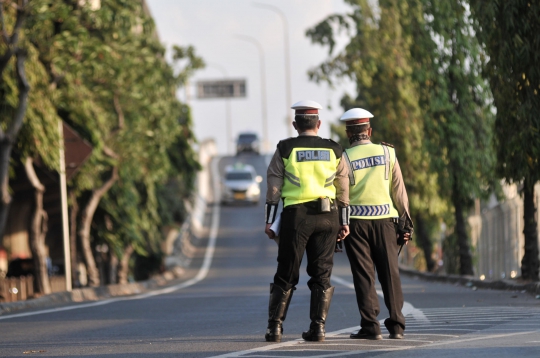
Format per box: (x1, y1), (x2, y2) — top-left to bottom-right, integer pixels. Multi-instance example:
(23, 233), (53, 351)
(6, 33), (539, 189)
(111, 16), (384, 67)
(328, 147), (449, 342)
(345, 143), (399, 219)
(282, 147), (339, 207)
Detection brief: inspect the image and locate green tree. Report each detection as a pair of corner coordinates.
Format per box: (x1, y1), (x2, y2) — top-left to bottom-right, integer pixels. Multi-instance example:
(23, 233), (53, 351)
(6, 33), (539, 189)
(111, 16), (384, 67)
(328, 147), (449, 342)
(418, 0), (495, 275)
(0, 0), (31, 243)
(2, 0), (203, 290)
(307, 0), (447, 271)
(1, 0), (63, 294)
(44, 1), (203, 286)
(470, 0), (540, 281)
(308, 0), (496, 275)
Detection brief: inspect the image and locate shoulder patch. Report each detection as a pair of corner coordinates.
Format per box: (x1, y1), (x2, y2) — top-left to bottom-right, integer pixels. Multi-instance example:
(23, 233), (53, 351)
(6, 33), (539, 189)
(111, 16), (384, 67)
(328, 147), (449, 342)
(326, 138), (339, 145)
(381, 142), (394, 148)
(324, 138), (343, 158)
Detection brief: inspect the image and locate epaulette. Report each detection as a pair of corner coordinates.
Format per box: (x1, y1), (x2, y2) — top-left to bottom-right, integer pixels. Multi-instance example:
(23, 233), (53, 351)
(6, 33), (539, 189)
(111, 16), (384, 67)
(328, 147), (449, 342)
(326, 138), (340, 145)
(325, 138), (344, 157)
(381, 142), (394, 148)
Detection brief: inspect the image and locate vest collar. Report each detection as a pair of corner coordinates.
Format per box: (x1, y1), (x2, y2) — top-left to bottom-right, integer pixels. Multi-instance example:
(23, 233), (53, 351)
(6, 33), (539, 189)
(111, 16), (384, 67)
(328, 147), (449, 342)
(350, 139), (372, 147)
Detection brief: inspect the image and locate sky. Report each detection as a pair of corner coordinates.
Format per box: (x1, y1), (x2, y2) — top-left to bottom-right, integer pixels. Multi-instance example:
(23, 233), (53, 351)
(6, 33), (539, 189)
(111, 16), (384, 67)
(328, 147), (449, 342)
(146, 0), (355, 155)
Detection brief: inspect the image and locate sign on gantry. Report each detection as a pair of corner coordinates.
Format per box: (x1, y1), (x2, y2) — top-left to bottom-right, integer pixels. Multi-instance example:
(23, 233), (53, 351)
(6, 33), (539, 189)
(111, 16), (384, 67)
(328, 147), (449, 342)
(196, 79), (247, 99)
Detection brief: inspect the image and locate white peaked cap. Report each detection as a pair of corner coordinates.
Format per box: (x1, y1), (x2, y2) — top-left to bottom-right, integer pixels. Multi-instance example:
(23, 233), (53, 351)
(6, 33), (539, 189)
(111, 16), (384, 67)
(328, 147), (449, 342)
(291, 100), (323, 110)
(339, 108), (374, 125)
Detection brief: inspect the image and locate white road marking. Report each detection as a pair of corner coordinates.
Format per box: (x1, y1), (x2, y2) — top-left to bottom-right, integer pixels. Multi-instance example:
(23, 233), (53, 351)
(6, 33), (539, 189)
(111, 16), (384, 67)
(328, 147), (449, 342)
(407, 333), (459, 337)
(406, 328), (476, 331)
(209, 328), (537, 358)
(0, 157), (222, 321)
(424, 331), (538, 347)
(209, 275), (428, 357)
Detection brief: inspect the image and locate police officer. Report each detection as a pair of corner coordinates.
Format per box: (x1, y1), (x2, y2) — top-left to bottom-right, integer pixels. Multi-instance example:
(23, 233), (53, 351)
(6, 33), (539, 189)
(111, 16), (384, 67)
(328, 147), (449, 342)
(264, 100), (350, 343)
(339, 108), (413, 340)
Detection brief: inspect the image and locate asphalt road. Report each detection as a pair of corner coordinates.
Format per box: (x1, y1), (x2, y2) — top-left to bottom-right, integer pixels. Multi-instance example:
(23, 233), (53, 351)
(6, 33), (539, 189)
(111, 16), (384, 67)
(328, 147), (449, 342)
(1, 154), (540, 357)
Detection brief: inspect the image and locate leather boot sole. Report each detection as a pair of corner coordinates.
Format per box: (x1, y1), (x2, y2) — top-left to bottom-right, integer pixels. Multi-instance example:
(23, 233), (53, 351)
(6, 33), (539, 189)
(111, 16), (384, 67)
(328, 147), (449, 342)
(302, 333), (325, 342)
(350, 331), (383, 340)
(265, 334), (282, 343)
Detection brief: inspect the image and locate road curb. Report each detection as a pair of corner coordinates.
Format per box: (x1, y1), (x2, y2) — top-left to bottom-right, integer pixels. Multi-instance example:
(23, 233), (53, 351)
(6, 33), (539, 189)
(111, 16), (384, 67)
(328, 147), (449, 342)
(399, 265), (540, 296)
(0, 267), (186, 315)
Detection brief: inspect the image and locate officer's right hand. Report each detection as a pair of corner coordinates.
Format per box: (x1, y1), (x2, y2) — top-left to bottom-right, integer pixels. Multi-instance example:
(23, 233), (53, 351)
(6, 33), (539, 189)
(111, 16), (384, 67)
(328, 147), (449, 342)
(265, 223), (276, 239)
(397, 232), (411, 246)
(337, 225), (349, 241)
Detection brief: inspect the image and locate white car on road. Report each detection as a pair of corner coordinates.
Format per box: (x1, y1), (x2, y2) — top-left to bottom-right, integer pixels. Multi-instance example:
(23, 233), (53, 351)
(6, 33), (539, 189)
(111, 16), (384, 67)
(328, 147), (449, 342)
(221, 163), (262, 205)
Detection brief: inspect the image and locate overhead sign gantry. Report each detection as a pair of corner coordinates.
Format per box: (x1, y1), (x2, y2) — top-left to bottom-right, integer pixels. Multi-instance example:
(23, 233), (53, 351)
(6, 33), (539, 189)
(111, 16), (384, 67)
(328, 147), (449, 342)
(196, 79), (247, 99)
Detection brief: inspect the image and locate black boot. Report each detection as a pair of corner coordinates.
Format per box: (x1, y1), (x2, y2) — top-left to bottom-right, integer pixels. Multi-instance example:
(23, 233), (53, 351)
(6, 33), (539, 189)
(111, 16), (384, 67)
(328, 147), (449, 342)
(302, 286), (334, 342)
(265, 283), (294, 343)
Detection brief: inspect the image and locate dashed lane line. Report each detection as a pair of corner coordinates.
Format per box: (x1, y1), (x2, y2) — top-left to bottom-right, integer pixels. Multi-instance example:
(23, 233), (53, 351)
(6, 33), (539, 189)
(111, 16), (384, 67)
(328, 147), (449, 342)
(331, 275), (430, 324)
(420, 330), (538, 348)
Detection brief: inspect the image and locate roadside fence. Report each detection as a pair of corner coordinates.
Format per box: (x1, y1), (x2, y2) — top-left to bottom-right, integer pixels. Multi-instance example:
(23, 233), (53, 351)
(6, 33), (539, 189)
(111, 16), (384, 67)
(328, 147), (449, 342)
(0, 275), (68, 303)
(0, 276), (34, 302)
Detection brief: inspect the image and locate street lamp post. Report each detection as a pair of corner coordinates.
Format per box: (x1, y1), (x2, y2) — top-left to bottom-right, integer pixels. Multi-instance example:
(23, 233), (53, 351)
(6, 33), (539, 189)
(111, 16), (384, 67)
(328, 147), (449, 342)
(253, 2), (293, 137)
(58, 121), (72, 292)
(206, 63), (233, 155)
(234, 35), (269, 152)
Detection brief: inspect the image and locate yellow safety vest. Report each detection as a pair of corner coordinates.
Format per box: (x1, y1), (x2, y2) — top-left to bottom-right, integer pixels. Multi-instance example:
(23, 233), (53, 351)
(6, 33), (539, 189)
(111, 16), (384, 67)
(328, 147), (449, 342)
(278, 136), (342, 207)
(345, 143), (399, 219)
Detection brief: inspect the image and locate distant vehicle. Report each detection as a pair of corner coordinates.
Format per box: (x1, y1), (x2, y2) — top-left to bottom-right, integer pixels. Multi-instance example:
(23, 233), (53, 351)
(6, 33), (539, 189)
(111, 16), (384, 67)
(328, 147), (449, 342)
(236, 132), (260, 155)
(221, 163), (262, 205)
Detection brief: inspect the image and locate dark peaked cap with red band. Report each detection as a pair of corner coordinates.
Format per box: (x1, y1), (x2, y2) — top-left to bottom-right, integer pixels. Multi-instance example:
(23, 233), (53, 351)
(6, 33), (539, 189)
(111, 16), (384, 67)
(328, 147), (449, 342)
(339, 108), (374, 126)
(291, 100), (322, 115)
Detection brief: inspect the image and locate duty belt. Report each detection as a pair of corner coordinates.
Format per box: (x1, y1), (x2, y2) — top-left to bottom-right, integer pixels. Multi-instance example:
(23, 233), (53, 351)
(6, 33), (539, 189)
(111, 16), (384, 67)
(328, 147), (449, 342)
(287, 200), (337, 210)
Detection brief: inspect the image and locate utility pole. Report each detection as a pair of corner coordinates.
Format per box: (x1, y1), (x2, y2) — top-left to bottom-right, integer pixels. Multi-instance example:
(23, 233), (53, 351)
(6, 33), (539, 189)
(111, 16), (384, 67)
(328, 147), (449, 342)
(235, 35), (269, 152)
(58, 121), (72, 291)
(253, 3), (293, 137)
(207, 63), (233, 155)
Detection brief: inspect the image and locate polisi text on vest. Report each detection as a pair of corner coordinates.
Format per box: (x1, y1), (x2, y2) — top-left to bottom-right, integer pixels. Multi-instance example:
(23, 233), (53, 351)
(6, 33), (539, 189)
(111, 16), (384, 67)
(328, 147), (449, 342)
(296, 150), (331, 162)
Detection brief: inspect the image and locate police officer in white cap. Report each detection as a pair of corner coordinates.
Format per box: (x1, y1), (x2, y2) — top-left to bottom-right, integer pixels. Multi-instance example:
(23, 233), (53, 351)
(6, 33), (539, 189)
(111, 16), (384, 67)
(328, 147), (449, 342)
(263, 100), (350, 343)
(340, 108), (413, 340)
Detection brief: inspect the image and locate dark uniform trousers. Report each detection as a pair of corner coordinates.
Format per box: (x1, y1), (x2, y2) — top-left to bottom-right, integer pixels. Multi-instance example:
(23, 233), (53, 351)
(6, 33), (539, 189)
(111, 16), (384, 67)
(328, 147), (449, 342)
(344, 218), (405, 335)
(274, 202), (340, 292)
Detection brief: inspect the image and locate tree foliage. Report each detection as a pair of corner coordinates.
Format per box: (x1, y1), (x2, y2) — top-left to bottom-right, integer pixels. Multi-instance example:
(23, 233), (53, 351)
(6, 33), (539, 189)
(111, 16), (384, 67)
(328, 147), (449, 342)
(1, 0), (203, 288)
(418, 0), (495, 275)
(307, 0), (495, 275)
(470, 0), (540, 280)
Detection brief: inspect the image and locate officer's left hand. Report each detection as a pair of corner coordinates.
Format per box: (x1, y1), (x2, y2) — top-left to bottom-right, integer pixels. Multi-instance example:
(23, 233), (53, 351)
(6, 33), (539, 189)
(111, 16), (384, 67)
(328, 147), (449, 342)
(337, 225), (349, 241)
(265, 223), (276, 239)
